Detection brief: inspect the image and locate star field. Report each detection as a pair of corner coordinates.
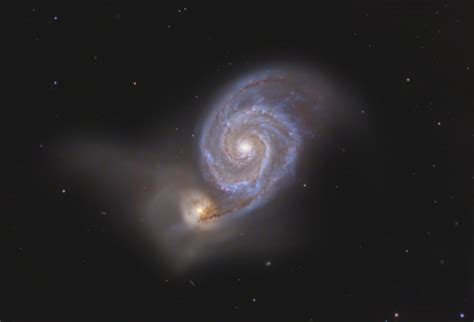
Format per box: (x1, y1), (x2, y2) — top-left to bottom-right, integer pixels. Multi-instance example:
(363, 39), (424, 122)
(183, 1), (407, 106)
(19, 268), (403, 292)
(5, 3), (473, 322)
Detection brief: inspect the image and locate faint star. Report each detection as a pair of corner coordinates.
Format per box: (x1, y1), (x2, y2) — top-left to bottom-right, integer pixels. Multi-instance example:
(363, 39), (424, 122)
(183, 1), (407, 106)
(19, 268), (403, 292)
(61, 188), (66, 194)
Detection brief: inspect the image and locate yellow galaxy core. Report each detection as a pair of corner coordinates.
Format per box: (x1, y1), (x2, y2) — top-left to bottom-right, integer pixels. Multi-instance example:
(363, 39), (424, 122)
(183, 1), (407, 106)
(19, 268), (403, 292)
(180, 189), (219, 227)
(238, 140), (253, 154)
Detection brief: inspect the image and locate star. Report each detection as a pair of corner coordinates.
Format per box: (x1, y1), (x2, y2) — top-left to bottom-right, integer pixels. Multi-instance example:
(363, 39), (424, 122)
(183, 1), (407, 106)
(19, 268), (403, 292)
(454, 220), (459, 228)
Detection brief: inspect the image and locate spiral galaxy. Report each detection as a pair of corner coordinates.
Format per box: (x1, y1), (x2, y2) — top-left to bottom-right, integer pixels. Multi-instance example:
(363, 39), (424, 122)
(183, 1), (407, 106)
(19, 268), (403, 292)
(63, 64), (351, 269)
(183, 67), (324, 226)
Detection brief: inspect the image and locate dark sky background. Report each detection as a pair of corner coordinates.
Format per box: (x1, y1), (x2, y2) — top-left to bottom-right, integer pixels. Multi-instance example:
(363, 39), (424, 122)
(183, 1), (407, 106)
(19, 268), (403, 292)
(5, 3), (473, 322)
